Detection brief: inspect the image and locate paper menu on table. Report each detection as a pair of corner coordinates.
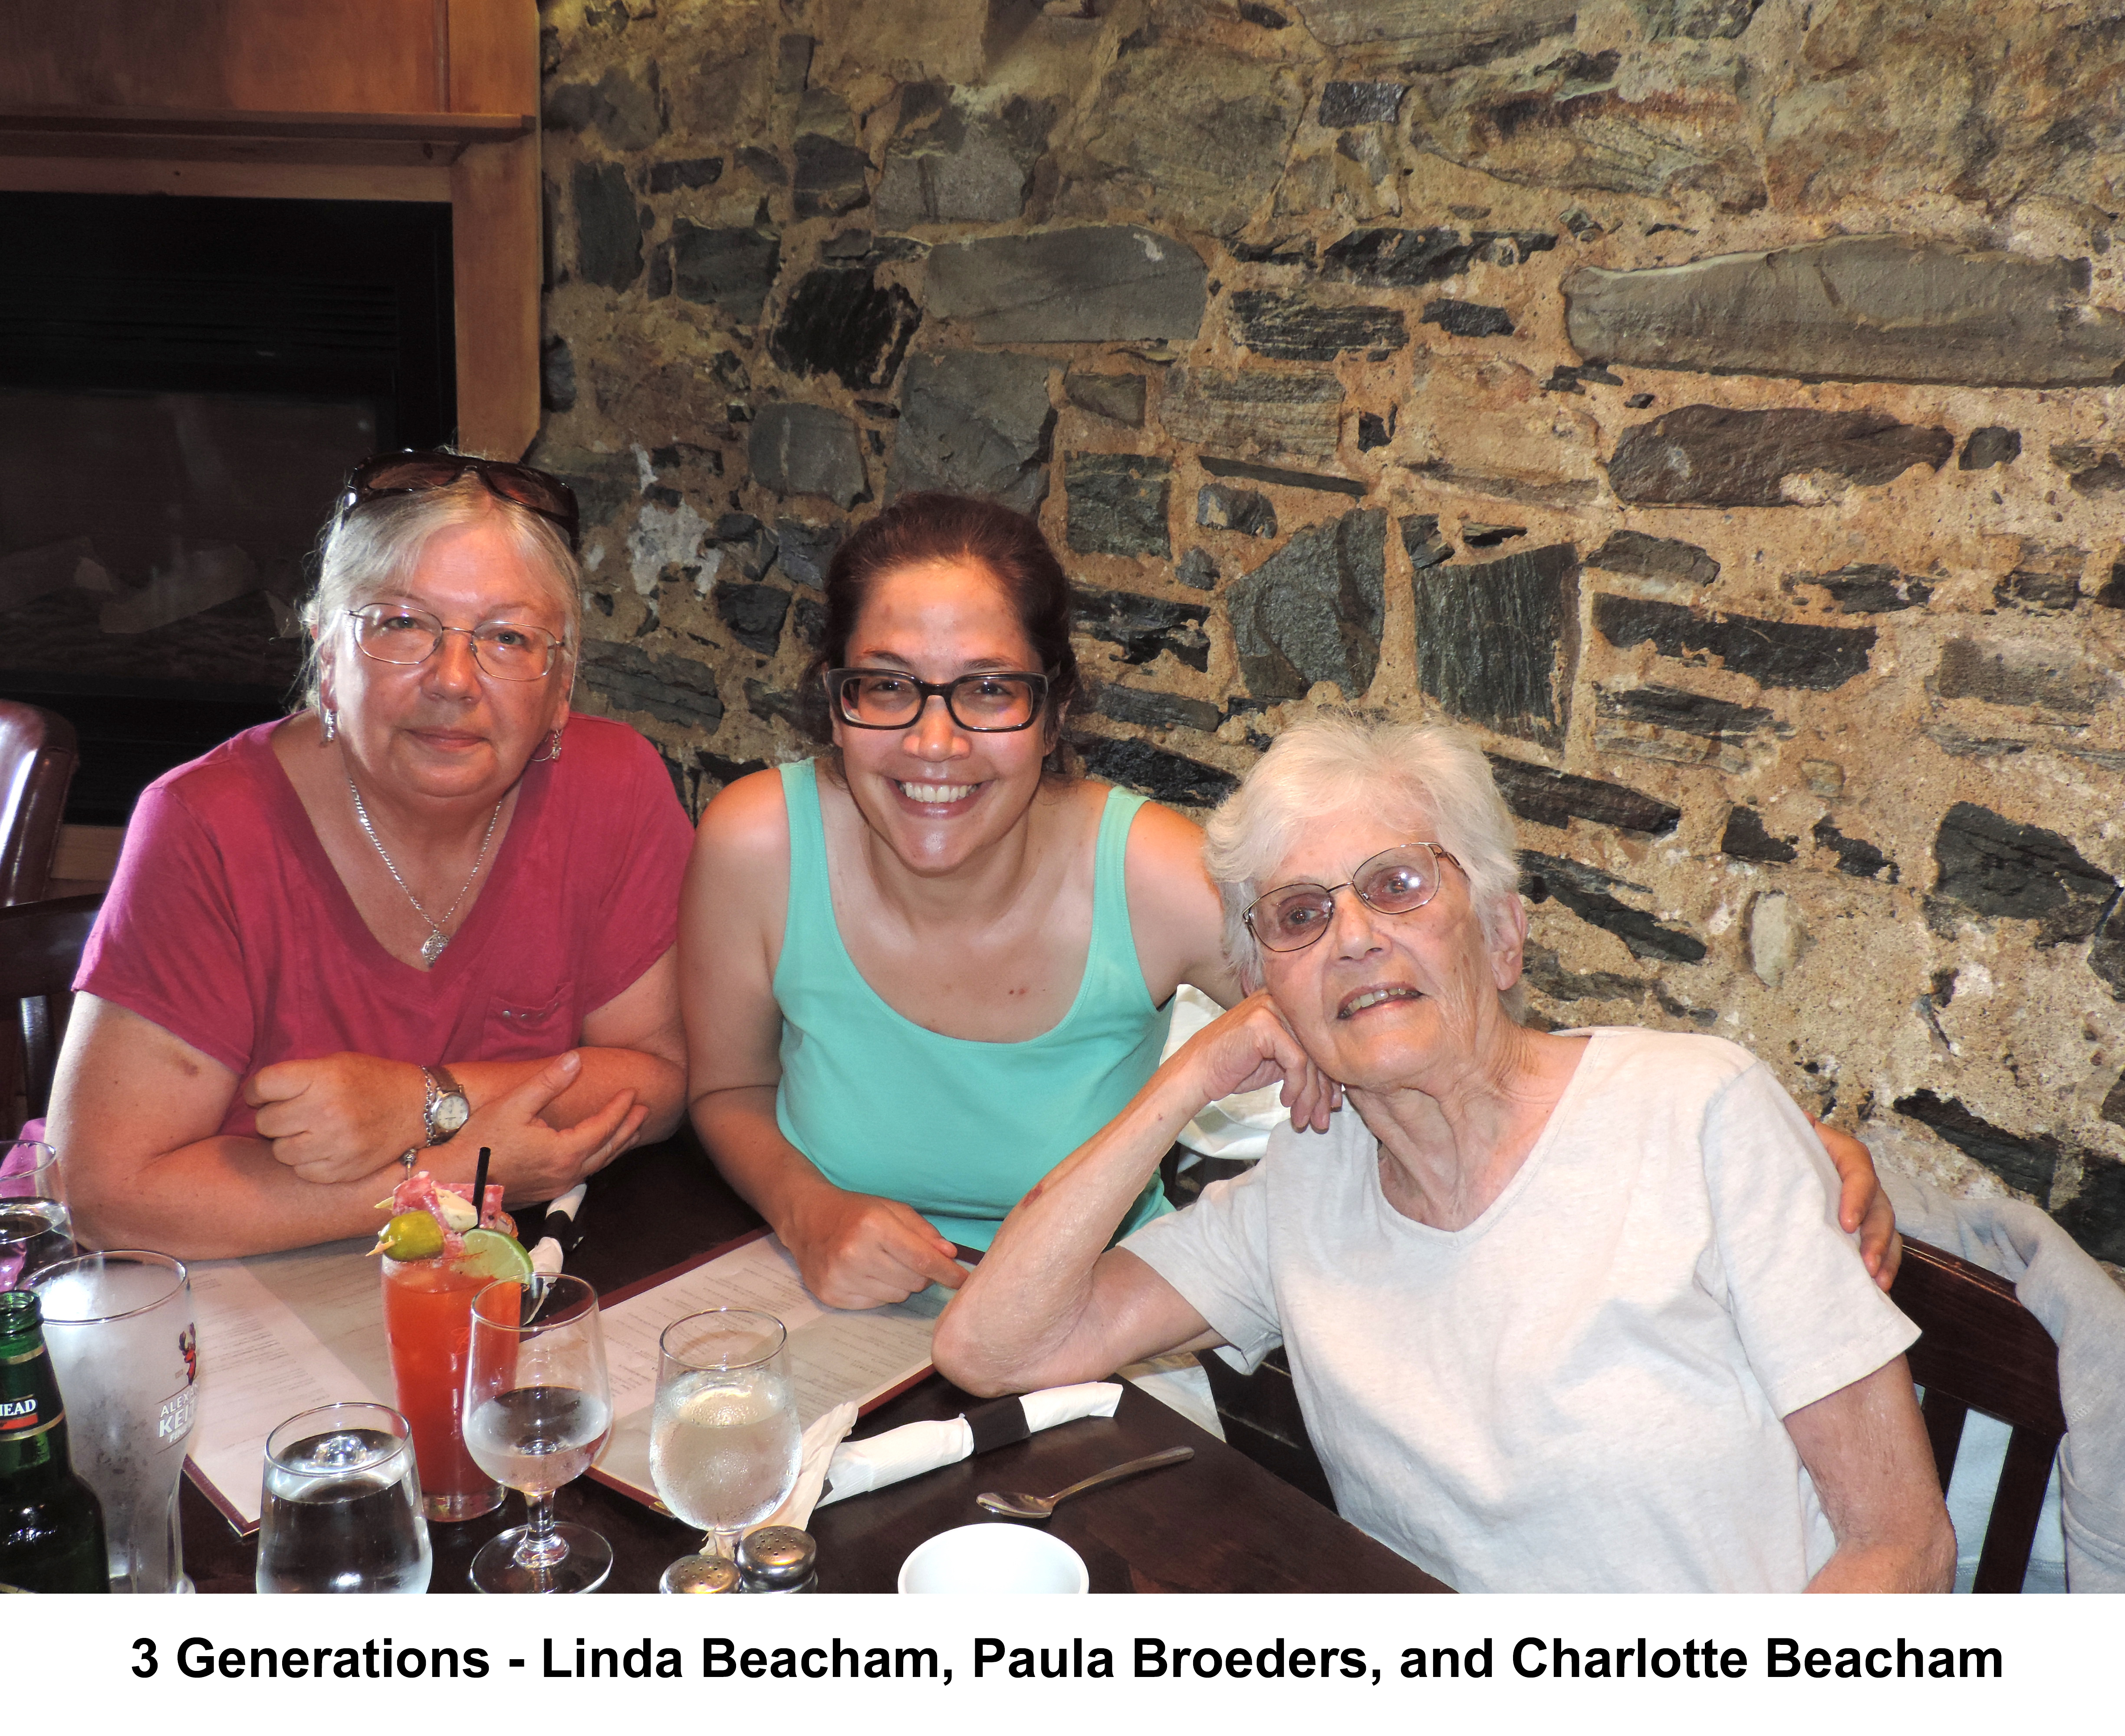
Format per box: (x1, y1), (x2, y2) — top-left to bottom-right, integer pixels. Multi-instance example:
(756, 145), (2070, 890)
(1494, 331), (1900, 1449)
(591, 1233), (946, 1509)
(184, 1249), (385, 1533)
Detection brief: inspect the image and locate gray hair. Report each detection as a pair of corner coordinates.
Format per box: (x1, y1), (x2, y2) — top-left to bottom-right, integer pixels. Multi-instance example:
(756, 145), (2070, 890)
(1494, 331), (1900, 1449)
(1203, 714), (1524, 993)
(297, 474), (582, 711)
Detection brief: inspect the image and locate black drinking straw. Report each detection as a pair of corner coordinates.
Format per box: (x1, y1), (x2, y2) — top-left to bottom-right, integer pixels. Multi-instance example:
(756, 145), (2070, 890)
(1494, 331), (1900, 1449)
(473, 1147), (492, 1224)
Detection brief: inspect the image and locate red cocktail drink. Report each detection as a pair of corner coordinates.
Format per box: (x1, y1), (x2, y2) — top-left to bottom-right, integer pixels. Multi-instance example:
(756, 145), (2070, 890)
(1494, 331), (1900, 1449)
(382, 1253), (504, 1520)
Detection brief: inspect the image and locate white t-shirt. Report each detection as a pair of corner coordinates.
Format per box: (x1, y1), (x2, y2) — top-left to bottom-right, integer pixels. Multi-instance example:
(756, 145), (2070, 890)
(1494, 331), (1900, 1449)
(1120, 1027), (1920, 1592)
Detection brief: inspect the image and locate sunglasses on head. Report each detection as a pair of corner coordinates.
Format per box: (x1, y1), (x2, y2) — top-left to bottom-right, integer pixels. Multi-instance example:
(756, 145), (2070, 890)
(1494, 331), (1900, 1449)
(339, 451), (581, 552)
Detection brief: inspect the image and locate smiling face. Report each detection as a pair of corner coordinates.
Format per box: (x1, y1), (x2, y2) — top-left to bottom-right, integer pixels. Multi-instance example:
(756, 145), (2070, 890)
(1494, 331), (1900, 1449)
(829, 556), (1053, 875)
(1256, 806), (1526, 1091)
(318, 517), (572, 804)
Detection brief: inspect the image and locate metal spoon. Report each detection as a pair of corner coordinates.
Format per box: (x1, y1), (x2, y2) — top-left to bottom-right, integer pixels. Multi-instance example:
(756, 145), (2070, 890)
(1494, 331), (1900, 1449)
(976, 1445), (1195, 1519)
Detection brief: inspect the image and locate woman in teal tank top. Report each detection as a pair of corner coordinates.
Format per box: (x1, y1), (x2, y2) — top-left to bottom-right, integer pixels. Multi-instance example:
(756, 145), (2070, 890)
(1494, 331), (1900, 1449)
(681, 494), (1245, 1309)
(772, 756), (1172, 1250)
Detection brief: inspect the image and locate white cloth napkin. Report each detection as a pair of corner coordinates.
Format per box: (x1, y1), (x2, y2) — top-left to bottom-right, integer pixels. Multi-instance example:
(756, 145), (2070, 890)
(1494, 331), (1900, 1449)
(811, 1381), (1122, 1512)
(759, 1401), (860, 1532)
(1164, 985), (1286, 1161)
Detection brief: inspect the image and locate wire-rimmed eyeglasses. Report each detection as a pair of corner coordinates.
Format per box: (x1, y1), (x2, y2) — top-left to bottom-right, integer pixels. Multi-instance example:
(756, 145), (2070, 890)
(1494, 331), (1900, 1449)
(348, 605), (568, 681)
(1243, 842), (1463, 953)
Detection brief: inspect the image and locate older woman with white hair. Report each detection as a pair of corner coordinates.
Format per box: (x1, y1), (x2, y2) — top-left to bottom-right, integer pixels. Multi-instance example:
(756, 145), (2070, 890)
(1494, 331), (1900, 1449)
(52, 453), (692, 1257)
(935, 715), (1954, 1592)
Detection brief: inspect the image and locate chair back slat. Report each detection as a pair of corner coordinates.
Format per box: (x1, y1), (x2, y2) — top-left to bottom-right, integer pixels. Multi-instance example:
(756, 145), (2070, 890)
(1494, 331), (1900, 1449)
(0, 702), (79, 907)
(1919, 1391), (1970, 1490)
(2, 892), (103, 1122)
(1889, 1237), (2067, 1593)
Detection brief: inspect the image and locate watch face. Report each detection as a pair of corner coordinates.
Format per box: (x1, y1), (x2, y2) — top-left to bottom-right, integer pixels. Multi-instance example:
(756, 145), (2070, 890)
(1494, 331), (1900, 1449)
(434, 1092), (471, 1136)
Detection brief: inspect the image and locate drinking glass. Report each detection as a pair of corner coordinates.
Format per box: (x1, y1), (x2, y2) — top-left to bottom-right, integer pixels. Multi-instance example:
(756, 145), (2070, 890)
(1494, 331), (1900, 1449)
(380, 1246), (505, 1521)
(0, 1140), (75, 1289)
(256, 1401), (432, 1593)
(461, 1274), (613, 1594)
(25, 1250), (196, 1593)
(650, 1309), (801, 1575)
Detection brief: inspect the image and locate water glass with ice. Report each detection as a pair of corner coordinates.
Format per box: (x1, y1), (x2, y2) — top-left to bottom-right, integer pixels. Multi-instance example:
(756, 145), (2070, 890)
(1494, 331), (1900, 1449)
(0, 1140), (74, 1289)
(461, 1273), (613, 1593)
(257, 1401), (431, 1593)
(649, 1309), (801, 1578)
(24, 1250), (196, 1593)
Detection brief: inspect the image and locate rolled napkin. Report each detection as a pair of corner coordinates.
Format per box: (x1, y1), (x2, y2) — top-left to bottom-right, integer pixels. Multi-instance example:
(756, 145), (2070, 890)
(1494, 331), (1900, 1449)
(759, 1401), (860, 1533)
(528, 1183), (587, 1276)
(813, 1381), (1122, 1510)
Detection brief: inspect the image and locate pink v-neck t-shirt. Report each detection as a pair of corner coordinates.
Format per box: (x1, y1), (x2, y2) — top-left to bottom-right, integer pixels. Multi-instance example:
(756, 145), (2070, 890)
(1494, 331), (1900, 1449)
(76, 715), (693, 1139)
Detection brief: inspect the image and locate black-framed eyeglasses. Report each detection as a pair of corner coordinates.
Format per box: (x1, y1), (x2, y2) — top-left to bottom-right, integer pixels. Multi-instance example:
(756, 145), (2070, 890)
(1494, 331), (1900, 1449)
(347, 605), (568, 681)
(1244, 842), (1463, 953)
(339, 451), (581, 552)
(824, 667), (1051, 733)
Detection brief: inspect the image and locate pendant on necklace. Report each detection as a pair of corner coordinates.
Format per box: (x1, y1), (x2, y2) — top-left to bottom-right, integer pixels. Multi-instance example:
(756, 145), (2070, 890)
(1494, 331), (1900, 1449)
(421, 932), (449, 966)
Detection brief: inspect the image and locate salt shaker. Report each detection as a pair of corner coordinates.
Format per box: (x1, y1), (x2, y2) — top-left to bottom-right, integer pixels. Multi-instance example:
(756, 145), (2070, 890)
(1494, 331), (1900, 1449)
(660, 1553), (742, 1593)
(737, 1526), (817, 1593)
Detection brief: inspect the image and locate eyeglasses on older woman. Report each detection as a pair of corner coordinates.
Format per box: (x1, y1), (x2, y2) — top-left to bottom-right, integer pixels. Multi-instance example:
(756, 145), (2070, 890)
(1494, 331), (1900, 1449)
(1243, 841), (1463, 953)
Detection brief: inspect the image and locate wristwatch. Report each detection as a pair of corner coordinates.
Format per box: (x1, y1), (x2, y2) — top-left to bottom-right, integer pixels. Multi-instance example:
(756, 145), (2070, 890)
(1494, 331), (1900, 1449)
(399, 1064), (470, 1171)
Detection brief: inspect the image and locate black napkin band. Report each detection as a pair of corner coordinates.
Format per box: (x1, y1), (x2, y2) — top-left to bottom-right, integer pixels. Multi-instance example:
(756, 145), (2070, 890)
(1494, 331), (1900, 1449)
(964, 1395), (1031, 1454)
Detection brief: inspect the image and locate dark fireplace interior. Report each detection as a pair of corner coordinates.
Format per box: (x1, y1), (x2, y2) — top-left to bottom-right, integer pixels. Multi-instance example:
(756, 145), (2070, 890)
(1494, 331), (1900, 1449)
(0, 191), (454, 824)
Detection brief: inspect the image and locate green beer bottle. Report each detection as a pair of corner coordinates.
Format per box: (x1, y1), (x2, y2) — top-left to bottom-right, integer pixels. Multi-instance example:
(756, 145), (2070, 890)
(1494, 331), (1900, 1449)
(0, 1289), (108, 1592)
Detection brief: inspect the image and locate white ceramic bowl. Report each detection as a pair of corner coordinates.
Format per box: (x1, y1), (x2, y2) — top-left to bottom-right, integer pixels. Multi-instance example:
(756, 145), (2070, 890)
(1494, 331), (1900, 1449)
(897, 1522), (1090, 1594)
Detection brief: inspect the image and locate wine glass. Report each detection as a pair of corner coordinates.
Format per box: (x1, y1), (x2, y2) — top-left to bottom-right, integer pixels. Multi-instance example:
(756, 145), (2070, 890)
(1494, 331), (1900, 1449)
(649, 1309), (802, 1578)
(461, 1274), (614, 1594)
(0, 1140), (75, 1289)
(257, 1401), (431, 1593)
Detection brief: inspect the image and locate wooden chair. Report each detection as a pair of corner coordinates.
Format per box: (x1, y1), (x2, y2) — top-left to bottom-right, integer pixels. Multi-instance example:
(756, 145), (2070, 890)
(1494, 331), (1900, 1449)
(1889, 1235), (2069, 1592)
(0, 701), (79, 907)
(1, 893), (102, 1126)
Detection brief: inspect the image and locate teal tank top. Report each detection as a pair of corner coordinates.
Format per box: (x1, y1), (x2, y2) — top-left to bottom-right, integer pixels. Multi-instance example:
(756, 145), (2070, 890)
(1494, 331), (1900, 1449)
(773, 757), (1174, 1249)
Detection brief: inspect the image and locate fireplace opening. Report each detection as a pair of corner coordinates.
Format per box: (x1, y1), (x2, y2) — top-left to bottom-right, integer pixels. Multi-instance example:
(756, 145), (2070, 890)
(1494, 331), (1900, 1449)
(0, 191), (455, 825)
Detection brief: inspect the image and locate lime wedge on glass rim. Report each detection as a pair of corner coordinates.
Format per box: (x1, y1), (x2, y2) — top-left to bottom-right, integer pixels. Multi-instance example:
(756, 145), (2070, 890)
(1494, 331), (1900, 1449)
(459, 1227), (534, 1280)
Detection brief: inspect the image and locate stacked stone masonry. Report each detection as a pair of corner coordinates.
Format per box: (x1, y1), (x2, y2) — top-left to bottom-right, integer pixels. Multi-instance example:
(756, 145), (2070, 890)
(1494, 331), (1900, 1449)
(536, 0), (2125, 1269)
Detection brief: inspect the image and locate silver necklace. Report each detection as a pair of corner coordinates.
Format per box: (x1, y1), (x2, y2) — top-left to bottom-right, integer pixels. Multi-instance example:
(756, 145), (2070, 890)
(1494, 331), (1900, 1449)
(346, 776), (505, 966)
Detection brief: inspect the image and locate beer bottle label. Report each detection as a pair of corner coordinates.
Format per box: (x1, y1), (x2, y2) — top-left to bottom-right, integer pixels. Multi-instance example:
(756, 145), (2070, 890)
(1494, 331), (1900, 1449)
(0, 1391), (62, 1440)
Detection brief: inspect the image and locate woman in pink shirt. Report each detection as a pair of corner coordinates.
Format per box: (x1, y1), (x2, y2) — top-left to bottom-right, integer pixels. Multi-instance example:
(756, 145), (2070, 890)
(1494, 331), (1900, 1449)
(49, 455), (694, 1258)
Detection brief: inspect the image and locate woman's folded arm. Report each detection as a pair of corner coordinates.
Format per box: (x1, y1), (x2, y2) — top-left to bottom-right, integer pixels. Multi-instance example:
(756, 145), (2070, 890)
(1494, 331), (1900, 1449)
(52, 989), (666, 1259)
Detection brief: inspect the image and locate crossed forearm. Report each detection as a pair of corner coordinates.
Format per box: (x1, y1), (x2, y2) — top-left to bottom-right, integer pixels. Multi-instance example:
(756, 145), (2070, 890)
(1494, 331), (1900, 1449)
(451, 1046), (685, 1146)
(934, 1064), (1206, 1394)
(75, 1134), (408, 1259)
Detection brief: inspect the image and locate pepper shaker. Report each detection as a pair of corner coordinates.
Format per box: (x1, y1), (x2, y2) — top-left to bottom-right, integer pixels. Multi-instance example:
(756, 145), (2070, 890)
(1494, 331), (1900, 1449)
(737, 1526), (817, 1593)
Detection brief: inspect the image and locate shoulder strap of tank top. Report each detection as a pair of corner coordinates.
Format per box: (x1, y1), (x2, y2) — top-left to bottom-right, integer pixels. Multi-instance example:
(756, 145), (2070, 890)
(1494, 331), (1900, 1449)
(1087, 783), (1149, 976)
(776, 758), (832, 963)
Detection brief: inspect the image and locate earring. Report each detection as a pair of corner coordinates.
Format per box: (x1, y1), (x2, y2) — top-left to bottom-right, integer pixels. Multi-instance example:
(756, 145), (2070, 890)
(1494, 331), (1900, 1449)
(320, 706), (337, 743)
(534, 726), (564, 763)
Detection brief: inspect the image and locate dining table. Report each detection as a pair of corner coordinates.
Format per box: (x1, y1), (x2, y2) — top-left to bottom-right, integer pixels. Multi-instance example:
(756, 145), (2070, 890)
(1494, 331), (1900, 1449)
(176, 1128), (1450, 1595)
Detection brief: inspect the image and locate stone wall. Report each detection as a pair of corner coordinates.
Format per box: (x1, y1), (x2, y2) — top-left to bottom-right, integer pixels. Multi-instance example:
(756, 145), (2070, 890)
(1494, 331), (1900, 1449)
(533, 0), (2125, 1268)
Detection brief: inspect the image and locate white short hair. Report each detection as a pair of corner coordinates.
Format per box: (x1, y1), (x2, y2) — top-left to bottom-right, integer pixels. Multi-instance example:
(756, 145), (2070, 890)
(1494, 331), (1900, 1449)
(298, 474), (582, 710)
(1203, 714), (1523, 990)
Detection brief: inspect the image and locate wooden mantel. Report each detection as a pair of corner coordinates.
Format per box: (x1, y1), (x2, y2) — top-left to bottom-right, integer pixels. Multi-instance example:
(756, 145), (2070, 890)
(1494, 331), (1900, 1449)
(0, 0), (541, 458)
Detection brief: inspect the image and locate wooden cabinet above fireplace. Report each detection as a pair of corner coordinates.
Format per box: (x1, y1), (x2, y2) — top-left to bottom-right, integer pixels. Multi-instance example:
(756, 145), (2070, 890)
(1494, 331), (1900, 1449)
(0, 0), (540, 459)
